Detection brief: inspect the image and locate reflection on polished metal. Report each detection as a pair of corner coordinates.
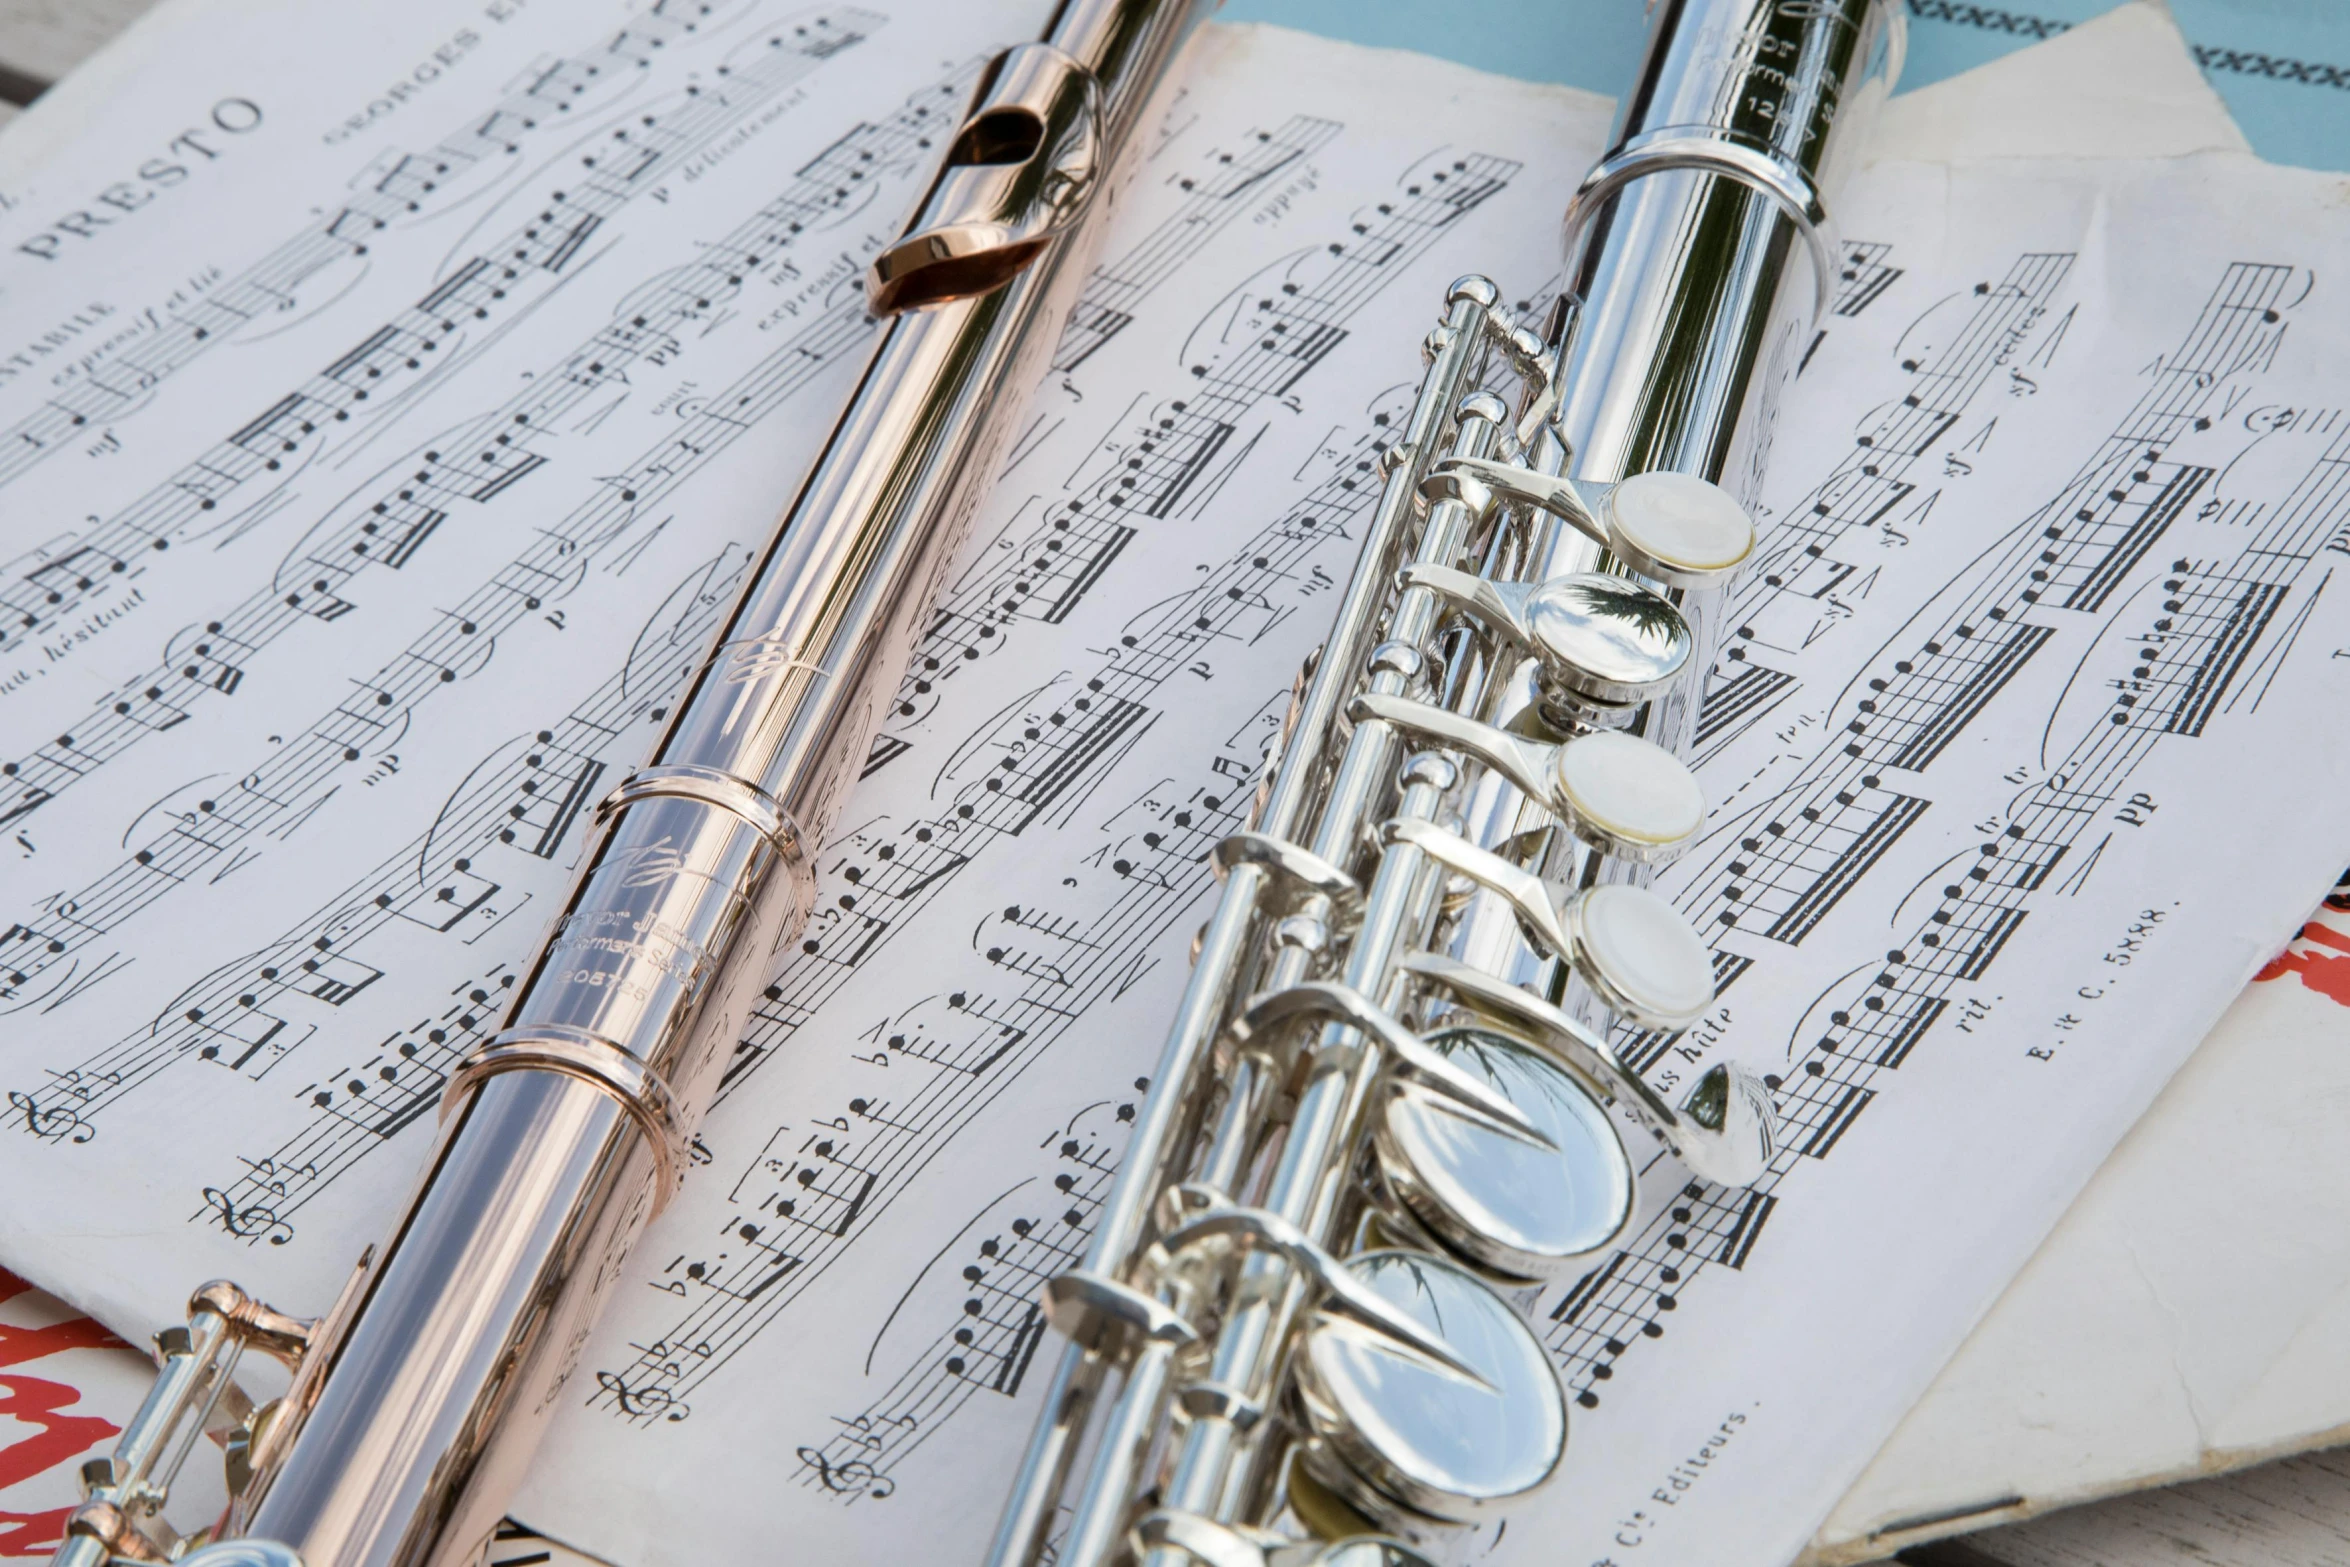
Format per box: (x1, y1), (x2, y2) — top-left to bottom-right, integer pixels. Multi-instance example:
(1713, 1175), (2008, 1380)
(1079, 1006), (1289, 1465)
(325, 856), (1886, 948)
(1564, 127), (1843, 323)
(1295, 1251), (1565, 1525)
(1375, 1027), (1636, 1282)
(60, 6), (1213, 1567)
(441, 1027), (691, 1205)
(981, 2), (1898, 1564)
(1394, 565), (1695, 703)
(1400, 952), (1778, 1190)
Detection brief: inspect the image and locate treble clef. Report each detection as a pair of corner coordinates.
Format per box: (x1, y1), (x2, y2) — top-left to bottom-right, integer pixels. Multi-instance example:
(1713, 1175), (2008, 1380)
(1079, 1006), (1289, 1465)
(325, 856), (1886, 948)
(11, 1090), (95, 1144)
(595, 1369), (688, 1423)
(796, 1447), (894, 1500)
(198, 1186), (295, 1245)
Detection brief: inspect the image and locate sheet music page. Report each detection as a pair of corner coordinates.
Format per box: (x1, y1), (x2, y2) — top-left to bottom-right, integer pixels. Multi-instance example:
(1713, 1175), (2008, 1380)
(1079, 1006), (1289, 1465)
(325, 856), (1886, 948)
(7, 9), (2350, 1567)
(1484, 149), (2350, 1567)
(505, 55), (2350, 1565)
(0, 0), (1056, 1311)
(1798, 11), (2350, 1556)
(490, 26), (1611, 1567)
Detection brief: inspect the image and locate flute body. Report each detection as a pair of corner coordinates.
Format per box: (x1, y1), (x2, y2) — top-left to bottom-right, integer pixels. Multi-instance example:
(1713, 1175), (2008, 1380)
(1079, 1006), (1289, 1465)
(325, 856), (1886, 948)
(56, 7), (1207, 1567)
(981, 4), (1903, 1566)
(1550, 0), (1900, 762)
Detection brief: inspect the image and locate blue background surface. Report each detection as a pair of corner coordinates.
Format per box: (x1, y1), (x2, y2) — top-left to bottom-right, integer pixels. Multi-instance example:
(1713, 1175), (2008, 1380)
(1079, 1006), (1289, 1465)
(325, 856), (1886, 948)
(1219, 1), (2350, 172)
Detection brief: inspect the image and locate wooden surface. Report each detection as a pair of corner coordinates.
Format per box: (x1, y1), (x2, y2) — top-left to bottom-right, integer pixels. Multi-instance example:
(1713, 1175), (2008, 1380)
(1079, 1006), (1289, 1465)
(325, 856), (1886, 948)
(2, 2), (2349, 1565)
(1904, 1448), (2350, 1567)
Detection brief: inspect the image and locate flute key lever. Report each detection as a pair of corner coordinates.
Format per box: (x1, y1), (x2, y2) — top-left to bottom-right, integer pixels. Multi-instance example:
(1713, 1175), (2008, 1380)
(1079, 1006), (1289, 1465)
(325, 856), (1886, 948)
(1350, 692), (1704, 864)
(975, 4), (1898, 1561)
(1222, 981), (1557, 1150)
(1393, 564), (1693, 708)
(1129, 1515), (1436, 1567)
(1380, 817), (1714, 1032)
(1151, 1196), (1496, 1389)
(866, 42), (1105, 314)
(1424, 460), (1757, 589)
(1399, 953), (1779, 1190)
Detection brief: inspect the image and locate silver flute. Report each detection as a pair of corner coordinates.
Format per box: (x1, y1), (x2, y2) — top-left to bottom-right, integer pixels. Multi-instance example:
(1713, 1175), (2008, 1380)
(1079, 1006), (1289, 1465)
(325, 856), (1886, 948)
(52, 5), (1208, 1567)
(982, 3), (1902, 1565)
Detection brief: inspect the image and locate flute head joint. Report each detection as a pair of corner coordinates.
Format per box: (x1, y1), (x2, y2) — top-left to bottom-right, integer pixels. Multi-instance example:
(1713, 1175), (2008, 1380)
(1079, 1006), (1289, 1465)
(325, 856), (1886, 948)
(866, 44), (1106, 316)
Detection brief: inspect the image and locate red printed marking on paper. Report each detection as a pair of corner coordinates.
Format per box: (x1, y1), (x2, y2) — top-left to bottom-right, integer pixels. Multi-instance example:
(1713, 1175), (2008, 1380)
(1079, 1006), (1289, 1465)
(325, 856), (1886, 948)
(2254, 913), (2350, 1007)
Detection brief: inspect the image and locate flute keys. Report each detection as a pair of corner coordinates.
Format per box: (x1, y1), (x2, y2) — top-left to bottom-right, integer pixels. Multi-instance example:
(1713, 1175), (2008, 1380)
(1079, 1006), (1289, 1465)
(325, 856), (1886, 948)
(1375, 1026), (1634, 1283)
(1378, 818), (1717, 1032)
(1554, 729), (1704, 861)
(1399, 952), (1779, 1189)
(1275, 1470), (1442, 1565)
(1422, 458), (1755, 590)
(171, 1544), (305, 1567)
(1519, 572), (1692, 703)
(1669, 1061), (1780, 1188)
(1136, 1511), (1438, 1567)
(1601, 470), (1756, 587)
(1571, 883), (1715, 1030)
(1348, 693), (1706, 863)
(1295, 1250), (1566, 1525)
(1395, 565), (1690, 705)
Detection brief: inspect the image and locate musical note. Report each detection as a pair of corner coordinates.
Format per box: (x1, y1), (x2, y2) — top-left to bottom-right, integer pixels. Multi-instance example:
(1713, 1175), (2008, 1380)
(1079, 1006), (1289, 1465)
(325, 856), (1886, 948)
(8, 16), (2344, 1567)
(0, 8), (887, 661)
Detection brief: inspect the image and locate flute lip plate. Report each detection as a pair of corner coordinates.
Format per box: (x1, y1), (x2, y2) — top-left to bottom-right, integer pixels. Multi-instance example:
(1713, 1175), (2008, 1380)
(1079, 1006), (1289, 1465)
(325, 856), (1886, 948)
(1522, 572), (1690, 703)
(1377, 1025), (1635, 1283)
(1297, 1249), (1566, 1523)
